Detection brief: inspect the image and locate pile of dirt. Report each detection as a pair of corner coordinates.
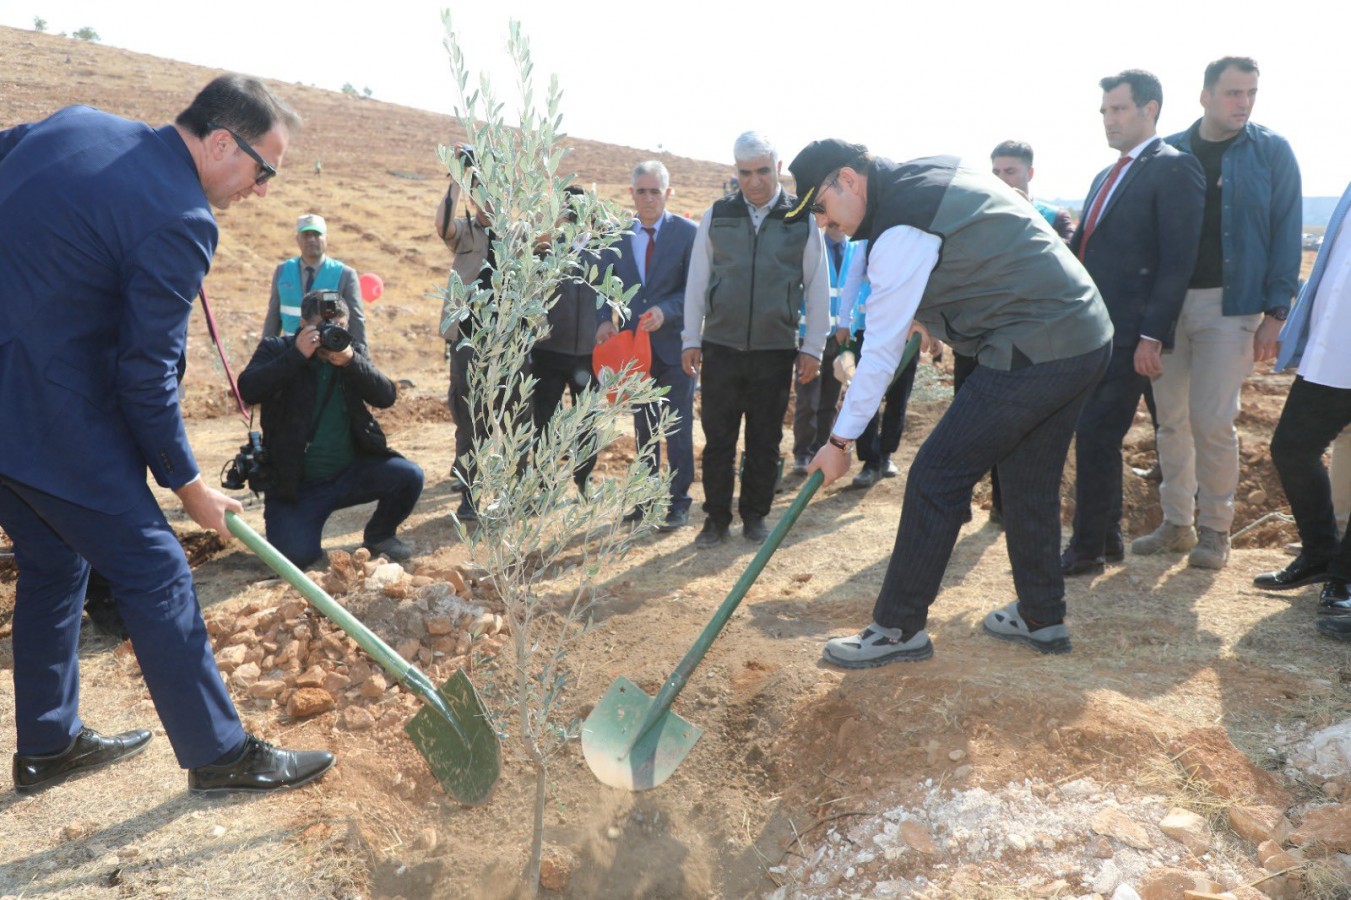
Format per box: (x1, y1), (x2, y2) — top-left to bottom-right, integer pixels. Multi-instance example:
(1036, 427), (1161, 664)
(201, 548), (509, 725)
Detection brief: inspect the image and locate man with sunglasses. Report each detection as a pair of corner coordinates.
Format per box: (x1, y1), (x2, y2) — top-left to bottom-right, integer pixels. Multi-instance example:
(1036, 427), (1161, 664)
(789, 139), (1112, 668)
(0, 75), (336, 795)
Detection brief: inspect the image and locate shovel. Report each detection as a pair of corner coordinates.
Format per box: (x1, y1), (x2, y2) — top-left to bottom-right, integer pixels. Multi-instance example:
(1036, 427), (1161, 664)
(582, 333), (921, 791)
(225, 511), (500, 806)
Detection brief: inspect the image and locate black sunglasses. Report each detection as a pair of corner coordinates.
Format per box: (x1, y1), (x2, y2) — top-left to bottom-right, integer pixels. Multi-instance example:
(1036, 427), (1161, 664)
(207, 121), (277, 185)
(809, 173), (841, 215)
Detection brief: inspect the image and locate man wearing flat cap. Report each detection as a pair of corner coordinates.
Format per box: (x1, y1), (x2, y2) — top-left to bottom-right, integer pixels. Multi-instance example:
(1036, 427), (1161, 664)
(262, 213), (367, 347)
(792, 139), (1113, 668)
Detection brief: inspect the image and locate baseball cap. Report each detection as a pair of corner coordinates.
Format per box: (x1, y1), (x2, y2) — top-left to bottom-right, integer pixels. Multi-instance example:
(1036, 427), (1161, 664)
(784, 139), (869, 224)
(296, 214), (327, 234)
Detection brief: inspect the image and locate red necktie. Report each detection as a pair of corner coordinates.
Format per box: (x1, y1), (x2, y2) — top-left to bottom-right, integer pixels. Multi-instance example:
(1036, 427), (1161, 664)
(1077, 156), (1131, 260)
(643, 226), (656, 281)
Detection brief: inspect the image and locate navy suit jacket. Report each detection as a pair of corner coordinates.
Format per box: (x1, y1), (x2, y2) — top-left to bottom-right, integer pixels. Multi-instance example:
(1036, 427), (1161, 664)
(1070, 137), (1204, 348)
(598, 212), (697, 367)
(0, 107), (214, 514)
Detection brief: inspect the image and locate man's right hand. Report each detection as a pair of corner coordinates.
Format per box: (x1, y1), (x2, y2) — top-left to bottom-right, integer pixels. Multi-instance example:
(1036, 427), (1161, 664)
(596, 321), (617, 344)
(176, 478), (243, 538)
(296, 324), (322, 359)
(682, 348), (702, 377)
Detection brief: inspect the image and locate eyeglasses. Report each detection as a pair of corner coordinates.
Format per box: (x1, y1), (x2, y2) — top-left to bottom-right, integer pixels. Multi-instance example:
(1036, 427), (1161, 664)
(808, 173), (841, 215)
(207, 120), (277, 185)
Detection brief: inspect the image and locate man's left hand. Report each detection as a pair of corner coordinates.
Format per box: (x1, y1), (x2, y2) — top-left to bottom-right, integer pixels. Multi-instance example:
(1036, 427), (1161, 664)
(1134, 337), (1163, 377)
(319, 345), (355, 367)
(808, 442), (851, 486)
(1254, 316), (1282, 363)
(638, 308), (663, 332)
(796, 352), (821, 384)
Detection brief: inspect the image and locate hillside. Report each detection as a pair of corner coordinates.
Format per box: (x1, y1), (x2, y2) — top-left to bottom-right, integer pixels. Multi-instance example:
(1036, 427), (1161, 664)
(3, 24), (1351, 900)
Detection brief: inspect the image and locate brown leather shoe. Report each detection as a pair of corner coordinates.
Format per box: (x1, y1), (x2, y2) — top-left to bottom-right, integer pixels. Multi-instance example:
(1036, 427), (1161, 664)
(13, 726), (152, 794)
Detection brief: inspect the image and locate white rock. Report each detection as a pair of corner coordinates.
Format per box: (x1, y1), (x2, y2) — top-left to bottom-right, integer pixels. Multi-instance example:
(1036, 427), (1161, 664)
(366, 562), (406, 588)
(1294, 719), (1351, 778)
(1093, 859), (1122, 894)
(1110, 884), (1141, 900)
(1007, 833), (1028, 852)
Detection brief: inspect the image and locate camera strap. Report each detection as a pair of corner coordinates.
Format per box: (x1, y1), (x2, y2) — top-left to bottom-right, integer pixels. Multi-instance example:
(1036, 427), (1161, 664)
(198, 286), (251, 425)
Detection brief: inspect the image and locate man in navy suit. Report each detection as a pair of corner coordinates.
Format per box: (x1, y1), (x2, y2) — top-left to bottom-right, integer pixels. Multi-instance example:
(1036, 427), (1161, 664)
(1062, 70), (1205, 576)
(597, 161), (699, 531)
(0, 76), (334, 795)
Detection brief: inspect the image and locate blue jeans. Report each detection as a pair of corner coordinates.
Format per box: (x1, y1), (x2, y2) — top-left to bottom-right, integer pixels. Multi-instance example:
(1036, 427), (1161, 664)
(263, 455), (424, 568)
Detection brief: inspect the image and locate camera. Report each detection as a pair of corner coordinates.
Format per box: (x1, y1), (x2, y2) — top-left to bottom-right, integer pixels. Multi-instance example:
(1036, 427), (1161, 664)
(221, 430), (274, 493)
(309, 290), (352, 352)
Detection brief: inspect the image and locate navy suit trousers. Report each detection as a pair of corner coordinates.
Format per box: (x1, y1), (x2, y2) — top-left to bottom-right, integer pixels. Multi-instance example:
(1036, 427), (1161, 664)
(635, 357), (695, 514)
(873, 343), (1110, 633)
(0, 478), (245, 767)
(1070, 346), (1143, 556)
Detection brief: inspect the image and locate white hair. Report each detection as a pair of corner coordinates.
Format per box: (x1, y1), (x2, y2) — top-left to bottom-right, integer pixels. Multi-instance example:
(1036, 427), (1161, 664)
(632, 160), (670, 190)
(733, 131), (777, 164)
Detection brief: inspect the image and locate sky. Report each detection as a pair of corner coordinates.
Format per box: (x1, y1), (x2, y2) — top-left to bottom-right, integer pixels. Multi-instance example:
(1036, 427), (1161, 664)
(2, 1), (1346, 201)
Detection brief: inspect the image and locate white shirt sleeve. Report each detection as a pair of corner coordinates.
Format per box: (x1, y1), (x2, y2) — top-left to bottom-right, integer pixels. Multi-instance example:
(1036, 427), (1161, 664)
(681, 211), (715, 350)
(832, 225), (942, 440)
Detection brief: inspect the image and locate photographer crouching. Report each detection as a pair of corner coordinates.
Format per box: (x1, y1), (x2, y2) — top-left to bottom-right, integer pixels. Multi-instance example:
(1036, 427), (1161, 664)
(237, 290), (424, 569)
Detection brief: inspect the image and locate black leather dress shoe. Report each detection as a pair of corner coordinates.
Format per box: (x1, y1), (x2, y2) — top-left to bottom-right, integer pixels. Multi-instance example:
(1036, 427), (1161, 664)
(188, 735), (334, 795)
(1253, 555), (1329, 590)
(693, 520), (729, 549)
(743, 516), (770, 544)
(1318, 578), (1351, 615)
(1317, 614), (1351, 641)
(1060, 547), (1105, 577)
(622, 507), (644, 524)
(13, 726), (152, 794)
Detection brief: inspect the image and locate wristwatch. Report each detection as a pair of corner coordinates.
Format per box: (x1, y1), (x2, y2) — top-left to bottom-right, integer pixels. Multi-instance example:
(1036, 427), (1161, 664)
(827, 435), (852, 451)
(1264, 307), (1289, 321)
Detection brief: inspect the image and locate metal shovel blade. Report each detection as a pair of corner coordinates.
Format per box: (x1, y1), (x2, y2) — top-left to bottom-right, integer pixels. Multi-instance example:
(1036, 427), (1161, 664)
(581, 676), (703, 791)
(224, 511), (500, 805)
(405, 668), (499, 806)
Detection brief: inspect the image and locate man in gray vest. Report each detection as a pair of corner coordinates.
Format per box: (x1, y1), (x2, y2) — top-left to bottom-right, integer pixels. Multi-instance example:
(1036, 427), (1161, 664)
(681, 132), (830, 547)
(792, 139), (1113, 668)
(262, 214), (366, 346)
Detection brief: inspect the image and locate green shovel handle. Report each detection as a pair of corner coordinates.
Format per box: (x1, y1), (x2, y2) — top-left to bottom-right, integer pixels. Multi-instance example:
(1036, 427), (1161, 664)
(621, 333), (923, 757)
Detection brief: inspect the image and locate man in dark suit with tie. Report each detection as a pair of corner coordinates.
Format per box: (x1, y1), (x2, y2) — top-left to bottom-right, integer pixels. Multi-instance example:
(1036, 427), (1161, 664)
(0, 76), (334, 795)
(1061, 70), (1205, 576)
(597, 161), (699, 531)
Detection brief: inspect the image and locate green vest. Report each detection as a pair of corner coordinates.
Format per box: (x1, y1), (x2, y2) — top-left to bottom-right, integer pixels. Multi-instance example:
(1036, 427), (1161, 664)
(702, 191), (809, 352)
(859, 156), (1112, 370)
(278, 257), (345, 335)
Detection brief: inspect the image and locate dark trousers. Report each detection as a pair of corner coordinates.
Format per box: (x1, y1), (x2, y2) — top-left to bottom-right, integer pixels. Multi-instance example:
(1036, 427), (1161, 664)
(855, 330), (917, 467)
(954, 352), (1002, 511)
(792, 336), (843, 459)
(448, 340), (477, 486)
(636, 357), (696, 514)
(699, 343), (797, 526)
(1272, 376), (1351, 578)
(531, 349), (598, 488)
(873, 343), (1110, 633)
(0, 477), (245, 766)
(1069, 346), (1140, 556)
(263, 455), (424, 569)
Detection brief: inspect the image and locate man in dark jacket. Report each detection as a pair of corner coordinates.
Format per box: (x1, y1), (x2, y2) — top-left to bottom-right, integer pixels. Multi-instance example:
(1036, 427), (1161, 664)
(238, 291), (423, 568)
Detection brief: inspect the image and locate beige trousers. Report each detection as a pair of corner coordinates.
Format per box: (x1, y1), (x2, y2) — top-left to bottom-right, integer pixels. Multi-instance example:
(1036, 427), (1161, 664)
(1153, 288), (1260, 532)
(1331, 428), (1351, 529)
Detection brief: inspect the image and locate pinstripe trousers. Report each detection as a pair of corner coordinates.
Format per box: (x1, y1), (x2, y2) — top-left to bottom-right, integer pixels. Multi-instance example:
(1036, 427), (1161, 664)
(873, 342), (1110, 633)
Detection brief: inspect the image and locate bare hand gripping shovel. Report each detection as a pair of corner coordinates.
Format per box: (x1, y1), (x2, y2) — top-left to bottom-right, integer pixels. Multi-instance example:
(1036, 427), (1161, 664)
(582, 334), (923, 790)
(225, 511), (500, 805)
